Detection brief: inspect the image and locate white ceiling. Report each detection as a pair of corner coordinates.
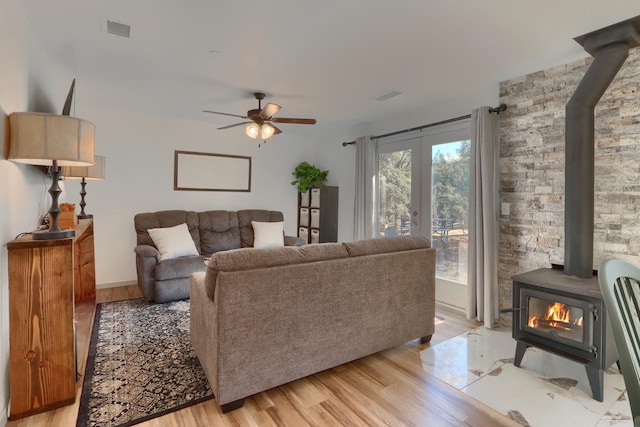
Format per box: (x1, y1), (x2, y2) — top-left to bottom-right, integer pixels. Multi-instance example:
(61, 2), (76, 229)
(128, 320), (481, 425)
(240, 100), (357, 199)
(19, 1), (640, 136)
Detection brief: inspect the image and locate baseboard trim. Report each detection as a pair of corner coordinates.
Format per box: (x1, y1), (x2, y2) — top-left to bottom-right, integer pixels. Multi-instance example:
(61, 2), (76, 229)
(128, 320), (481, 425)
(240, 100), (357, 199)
(436, 300), (467, 314)
(96, 280), (137, 290)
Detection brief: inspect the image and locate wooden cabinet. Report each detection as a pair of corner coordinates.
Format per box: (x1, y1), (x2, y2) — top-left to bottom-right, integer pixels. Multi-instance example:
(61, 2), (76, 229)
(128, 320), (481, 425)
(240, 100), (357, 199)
(297, 186), (339, 243)
(7, 219), (96, 419)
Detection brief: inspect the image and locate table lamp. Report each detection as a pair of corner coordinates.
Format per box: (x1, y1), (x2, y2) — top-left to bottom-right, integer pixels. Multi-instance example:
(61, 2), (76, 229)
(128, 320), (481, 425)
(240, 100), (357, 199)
(61, 155), (106, 219)
(8, 112), (95, 240)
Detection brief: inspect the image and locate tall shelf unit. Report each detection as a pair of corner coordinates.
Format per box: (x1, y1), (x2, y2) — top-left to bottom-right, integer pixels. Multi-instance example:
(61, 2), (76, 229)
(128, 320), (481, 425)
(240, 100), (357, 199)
(297, 186), (339, 243)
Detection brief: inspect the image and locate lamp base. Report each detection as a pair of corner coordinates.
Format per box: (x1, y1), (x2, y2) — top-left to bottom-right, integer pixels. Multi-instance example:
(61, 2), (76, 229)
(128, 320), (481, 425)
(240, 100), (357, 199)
(78, 213), (93, 219)
(32, 229), (75, 240)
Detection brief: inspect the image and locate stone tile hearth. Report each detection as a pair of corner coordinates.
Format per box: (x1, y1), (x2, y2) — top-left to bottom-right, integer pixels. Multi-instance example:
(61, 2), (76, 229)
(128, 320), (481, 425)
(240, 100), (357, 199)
(420, 327), (632, 427)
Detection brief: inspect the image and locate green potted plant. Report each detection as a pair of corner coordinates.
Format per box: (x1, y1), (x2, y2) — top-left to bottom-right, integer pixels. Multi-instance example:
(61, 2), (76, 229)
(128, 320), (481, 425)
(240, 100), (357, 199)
(291, 161), (329, 193)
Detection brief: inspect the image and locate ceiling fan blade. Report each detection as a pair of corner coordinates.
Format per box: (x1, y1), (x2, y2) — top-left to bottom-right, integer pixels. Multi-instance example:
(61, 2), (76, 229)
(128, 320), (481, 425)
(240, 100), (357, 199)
(259, 103), (281, 119)
(272, 125), (283, 135)
(272, 117), (317, 125)
(203, 110), (248, 119)
(218, 121), (251, 130)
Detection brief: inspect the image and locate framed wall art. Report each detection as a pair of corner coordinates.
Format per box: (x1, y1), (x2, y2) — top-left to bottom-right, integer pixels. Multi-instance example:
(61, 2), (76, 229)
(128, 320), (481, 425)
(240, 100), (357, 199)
(174, 150), (251, 192)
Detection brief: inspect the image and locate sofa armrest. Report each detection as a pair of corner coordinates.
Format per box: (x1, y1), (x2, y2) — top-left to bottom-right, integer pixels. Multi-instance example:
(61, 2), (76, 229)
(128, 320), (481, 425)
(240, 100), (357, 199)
(134, 244), (161, 260)
(284, 235), (305, 246)
(134, 245), (161, 302)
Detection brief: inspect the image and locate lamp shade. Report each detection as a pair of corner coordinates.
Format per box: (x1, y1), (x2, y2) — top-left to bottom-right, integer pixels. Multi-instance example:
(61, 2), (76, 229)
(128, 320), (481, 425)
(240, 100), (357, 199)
(261, 123), (275, 139)
(62, 155), (106, 180)
(9, 112), (95, 167)
(245, 123), (260, 139)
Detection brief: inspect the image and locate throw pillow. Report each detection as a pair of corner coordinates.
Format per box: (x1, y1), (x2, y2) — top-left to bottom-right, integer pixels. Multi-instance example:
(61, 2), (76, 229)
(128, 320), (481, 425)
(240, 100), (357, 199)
(147, 223), (199, 260)
(251, 221), (285, 249)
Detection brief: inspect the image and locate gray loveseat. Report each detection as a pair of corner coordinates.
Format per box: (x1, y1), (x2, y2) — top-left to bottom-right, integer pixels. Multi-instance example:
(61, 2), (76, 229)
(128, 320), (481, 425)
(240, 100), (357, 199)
(190, 235), (436, 412)
(134, 209), (302, 303)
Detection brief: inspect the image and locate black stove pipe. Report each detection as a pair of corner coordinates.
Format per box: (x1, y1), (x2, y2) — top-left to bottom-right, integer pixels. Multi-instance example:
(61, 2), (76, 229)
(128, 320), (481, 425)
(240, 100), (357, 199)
(564, 17), (640, 278)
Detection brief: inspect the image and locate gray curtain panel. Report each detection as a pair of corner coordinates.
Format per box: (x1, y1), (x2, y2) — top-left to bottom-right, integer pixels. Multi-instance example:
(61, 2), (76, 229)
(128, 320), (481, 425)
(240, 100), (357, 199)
(354, 135), (378, 240)
(467, 107), (500, 328)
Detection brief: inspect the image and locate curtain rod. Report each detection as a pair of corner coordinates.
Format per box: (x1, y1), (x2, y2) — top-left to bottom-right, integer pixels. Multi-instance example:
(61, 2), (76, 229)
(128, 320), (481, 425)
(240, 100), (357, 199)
(342, 103), (507, 146)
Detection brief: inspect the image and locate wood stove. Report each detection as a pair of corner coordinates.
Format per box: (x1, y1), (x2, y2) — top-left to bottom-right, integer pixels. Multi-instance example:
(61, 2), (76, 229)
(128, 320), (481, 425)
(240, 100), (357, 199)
(505, 16), (640, 403)
(511, 266), (617, 401)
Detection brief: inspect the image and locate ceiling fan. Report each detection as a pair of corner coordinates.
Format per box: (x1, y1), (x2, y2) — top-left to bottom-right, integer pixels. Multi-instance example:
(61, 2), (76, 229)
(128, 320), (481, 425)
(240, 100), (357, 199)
(203, 92), (316, 140)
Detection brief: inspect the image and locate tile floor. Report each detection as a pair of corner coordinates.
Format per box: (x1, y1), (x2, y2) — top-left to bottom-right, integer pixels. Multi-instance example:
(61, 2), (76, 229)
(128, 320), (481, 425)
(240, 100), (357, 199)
(421, 327), (633, 427)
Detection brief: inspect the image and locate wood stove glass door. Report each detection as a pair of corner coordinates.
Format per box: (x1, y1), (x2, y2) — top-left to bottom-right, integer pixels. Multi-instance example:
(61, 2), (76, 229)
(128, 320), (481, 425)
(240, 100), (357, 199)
(520, 288), (593, 351)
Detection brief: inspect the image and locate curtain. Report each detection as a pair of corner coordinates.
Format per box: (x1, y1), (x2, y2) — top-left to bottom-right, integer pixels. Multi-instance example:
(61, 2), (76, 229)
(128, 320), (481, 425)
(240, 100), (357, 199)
(353, 136), (377, 240)
(467, 107), (500, 328)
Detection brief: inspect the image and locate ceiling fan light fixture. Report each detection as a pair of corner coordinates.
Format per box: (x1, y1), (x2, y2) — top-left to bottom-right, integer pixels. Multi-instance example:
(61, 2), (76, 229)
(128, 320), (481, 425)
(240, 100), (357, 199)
(205, 92), (317, 141)
(245, 123), (260, 139)
(261, 123), (275, 139)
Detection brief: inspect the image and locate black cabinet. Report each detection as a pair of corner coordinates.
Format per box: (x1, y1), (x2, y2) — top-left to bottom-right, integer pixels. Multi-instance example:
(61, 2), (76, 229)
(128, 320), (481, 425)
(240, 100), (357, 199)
(297, 186), (338, 243)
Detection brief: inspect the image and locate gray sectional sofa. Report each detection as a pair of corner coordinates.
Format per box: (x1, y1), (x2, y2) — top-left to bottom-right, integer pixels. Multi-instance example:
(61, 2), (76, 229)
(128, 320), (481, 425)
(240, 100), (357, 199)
(190, 235), (436, 412)
(134, 209), (302, 303)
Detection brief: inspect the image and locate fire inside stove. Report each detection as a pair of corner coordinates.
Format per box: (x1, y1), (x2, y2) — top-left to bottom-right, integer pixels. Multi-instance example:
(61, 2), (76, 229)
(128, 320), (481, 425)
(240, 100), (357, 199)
(526, 298), (584, 343)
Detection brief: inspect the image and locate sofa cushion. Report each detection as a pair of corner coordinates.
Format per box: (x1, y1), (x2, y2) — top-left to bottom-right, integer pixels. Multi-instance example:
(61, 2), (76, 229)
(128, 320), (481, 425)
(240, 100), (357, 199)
(135, 210), (201, 254)
(342, 236), (431, 257)
(155, 255), (208, 281)
(204, 243), (348, 299)
(198, 211), (242, 256)
(252, 221), (285, 248)
(238, 210), (284, 247)
(148, 223), (199, 260)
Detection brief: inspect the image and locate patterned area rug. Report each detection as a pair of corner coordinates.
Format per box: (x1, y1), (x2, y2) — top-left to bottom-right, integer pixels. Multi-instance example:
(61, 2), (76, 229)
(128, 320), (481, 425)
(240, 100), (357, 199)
(77, 299), (214, 427)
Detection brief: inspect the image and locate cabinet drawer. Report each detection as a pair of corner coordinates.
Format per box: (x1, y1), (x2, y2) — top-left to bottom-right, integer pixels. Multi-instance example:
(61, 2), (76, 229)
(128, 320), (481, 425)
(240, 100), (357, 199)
(299, 208), (310, 226)
(310, 209), (320, 228)
(298, 227), (309, 244)
(310, 188), (321, 208)
(300, 190), (310, 207)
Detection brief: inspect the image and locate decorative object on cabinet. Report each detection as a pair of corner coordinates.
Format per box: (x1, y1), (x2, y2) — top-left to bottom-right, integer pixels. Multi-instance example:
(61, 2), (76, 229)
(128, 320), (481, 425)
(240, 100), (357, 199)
(56, 203), (77, 229)
(297, 186), (338, 243)
(61, 154), (106, 219)
(8, 112), (95, 239)
(291, 161), (328, 193)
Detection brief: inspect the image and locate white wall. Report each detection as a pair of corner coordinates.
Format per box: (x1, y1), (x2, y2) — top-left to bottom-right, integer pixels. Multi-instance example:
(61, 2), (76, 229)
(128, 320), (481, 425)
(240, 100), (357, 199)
(0, 0), (74, 423)
(70, 84), (500, 286)
(308, 128), (357, 243)
(62, 103), (319, 286)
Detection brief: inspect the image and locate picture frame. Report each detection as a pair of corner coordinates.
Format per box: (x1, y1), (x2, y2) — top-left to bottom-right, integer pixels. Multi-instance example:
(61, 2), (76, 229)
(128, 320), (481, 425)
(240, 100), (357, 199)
(174, 150), (251, 192)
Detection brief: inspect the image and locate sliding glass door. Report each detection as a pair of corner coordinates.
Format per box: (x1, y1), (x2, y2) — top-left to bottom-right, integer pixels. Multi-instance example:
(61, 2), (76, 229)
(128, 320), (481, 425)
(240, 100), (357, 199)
(429, 138), (470, 308)
(377, 121), (470, 309)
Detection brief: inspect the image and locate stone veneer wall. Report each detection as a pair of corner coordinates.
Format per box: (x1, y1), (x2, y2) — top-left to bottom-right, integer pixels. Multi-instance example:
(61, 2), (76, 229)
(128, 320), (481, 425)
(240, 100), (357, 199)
(497, 47), (640, 326)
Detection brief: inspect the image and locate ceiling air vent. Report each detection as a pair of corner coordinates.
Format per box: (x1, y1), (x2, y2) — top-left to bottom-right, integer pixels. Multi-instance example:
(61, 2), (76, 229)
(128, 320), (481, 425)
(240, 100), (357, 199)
(374, 90), (403, 102)
(105, 19), (131, 38)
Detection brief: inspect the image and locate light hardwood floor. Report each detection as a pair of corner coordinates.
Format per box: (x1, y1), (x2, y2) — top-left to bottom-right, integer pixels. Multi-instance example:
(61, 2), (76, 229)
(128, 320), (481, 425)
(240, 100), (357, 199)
(7, 285), (519, 427)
